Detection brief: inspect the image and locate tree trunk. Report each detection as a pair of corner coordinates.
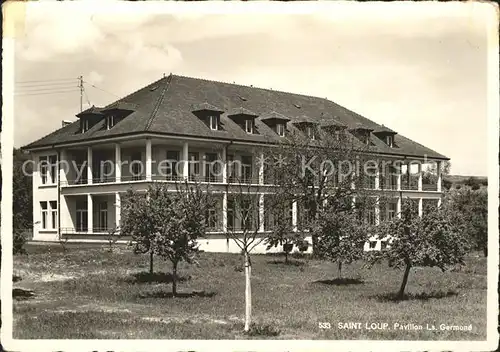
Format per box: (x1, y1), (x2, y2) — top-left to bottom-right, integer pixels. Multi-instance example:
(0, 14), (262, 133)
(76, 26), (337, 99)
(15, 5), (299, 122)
(483, 244), (488, 257)
(244, 251), (252, 332)
(338, 261), (342, 279)
(172, 261), (178, 297)
(149, 250), (154, 274)
(398, 262), (411, 299)
(285, 249), (289, 264)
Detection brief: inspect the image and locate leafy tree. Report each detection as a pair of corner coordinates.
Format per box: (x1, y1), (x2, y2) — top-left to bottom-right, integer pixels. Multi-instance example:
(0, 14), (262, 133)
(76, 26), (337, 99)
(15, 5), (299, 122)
(446, 188), (488, 256)
(266, 127), (370, 255)
(368, 199), (469, 299)
(315, 209), (368, 278)
(13, 149), (33, 254)
(121, 182), (212, 296)
(264, 193), (301, 264)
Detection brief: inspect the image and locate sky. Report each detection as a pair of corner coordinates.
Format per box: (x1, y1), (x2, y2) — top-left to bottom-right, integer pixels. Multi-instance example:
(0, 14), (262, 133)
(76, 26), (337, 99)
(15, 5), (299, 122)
(12, 2), (493, 176)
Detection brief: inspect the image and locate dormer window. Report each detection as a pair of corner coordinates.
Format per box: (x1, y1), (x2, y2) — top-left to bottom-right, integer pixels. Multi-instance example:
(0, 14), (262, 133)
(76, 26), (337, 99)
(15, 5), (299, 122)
(245, 119), (254, 134)
(209, 115), (219, 130)
(386, 135), (394, 148)
(306, 125), (317, 140)
(276, 123), (285, 137)
(106, 115), (115, 130)
(81, 119), (89, 133)
(373, 125), (397, 148)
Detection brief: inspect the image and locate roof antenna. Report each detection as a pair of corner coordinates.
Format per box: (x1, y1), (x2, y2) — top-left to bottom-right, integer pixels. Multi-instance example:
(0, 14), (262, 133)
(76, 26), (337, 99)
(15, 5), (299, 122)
(163, 73), (166, 78)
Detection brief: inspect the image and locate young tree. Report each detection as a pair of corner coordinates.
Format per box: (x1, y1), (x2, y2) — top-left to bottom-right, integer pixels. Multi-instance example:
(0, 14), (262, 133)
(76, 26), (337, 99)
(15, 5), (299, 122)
(121, 182), (212, 296)
(368, 199), (470, 299)
(263, 192), (300, 264)
(121, 190), (156, 274)
(225, 175), (273, 332)
(315, 202), (369, 278)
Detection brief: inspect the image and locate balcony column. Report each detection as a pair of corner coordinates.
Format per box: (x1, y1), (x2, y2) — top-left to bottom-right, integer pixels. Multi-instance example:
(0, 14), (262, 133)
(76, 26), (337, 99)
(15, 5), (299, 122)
(145, 139), (152, 181)
(258, 152), (264, 185)
(115, 143), (121, 182)
(374, 165), (380, 190)
(222, 145), (227, 183)
(396, 161), (402, 191)
(59, 149), (68, 186)
(115, 192), (121, 229)
(182, 142), (189, 180)
(259, 194), (265, 232)
(375, 197), (380, 225)
(292, 200), (298, 232)
(87, 147), (93, 185)
(418, 162), (423, 191)
(418, 198), (423, 217)
(87, 194), (93, 233)
(437, 160), (442, 193)
(396, 197), (402, 219)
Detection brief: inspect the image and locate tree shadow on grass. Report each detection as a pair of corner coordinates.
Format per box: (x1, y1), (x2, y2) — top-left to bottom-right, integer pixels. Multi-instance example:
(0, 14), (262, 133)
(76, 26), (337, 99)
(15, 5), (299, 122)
(123, 272), (191, 285)
(373, 290), (458, 303)
(267, 259), (306, 267)
(313, 278), (365, 286)
(138, 290), (217, 299)
(13, 288), (35, 300)
(13, 275), (22, 283)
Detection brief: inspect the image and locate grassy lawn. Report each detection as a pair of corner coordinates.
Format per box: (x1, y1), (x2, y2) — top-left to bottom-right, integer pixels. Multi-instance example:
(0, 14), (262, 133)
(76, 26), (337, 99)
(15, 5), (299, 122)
(12, 243), (487, 340)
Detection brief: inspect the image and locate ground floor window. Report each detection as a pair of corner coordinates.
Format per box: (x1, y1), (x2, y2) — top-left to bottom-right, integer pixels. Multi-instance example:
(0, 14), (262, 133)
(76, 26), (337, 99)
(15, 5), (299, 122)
(97, 201), (108, 232)
(388, 202), (397, 220)
(76, 200), (88, 232)
(49, 201), (58, 229)
(40, 201), (48, 229)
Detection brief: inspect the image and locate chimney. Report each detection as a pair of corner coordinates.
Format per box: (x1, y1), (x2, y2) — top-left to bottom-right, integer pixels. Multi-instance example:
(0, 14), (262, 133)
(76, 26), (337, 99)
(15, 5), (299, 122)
(62, 120), (73, 127)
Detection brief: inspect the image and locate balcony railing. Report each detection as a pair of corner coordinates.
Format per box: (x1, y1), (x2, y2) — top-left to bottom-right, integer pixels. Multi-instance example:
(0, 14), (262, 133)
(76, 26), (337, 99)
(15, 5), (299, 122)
(61, 227), (117, 234)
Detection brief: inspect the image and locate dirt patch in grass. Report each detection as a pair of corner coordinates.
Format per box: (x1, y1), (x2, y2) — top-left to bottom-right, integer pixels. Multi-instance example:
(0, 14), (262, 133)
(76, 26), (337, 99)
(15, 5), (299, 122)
(313, 278), (365, 286)
(372, 290), (459, 302)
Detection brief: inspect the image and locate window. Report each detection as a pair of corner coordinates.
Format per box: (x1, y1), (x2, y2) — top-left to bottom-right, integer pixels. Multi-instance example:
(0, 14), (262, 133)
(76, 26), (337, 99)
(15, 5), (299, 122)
(97, 202), (108, 232)
(40, 155), (57, 184)
(386, 135), (394, 147)
(241, 198), (253, 230)
(206, 205), (218, 231)
(76, 200), (88, 232)
(106, 115), (115, 130)
(241, 156), (253, 183)
(205, 153), (218, 182)
(188, 152), (200, 181)
(369, 241), (377, 249)
(49, 155), (57, 183)
(245, 119), (254, 134)
(306, 125), (316, 140)
(388, 202), (397, 220)
(166, 151), (180, 181)
(81, 119), (89, 133)
(276, 123), (285, 137)
(209, 115), (218, 131)
(366, 208), (376, 226)
(49, 201), (57, 229)
(227, 154), (235, 183)
(40, 201), (48, 229)
(130, 152), (142, 180)
(227, 198), (235, 230)
(40, 157), (48, 184)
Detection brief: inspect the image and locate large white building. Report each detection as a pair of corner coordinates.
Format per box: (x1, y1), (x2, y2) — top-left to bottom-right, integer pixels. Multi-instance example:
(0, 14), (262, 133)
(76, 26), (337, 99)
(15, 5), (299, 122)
(22, 74), (446, 253)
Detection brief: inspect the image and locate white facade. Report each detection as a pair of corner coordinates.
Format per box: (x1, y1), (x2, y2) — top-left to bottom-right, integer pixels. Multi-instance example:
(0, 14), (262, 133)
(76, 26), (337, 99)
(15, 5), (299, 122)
(29, 135), (444, 254)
